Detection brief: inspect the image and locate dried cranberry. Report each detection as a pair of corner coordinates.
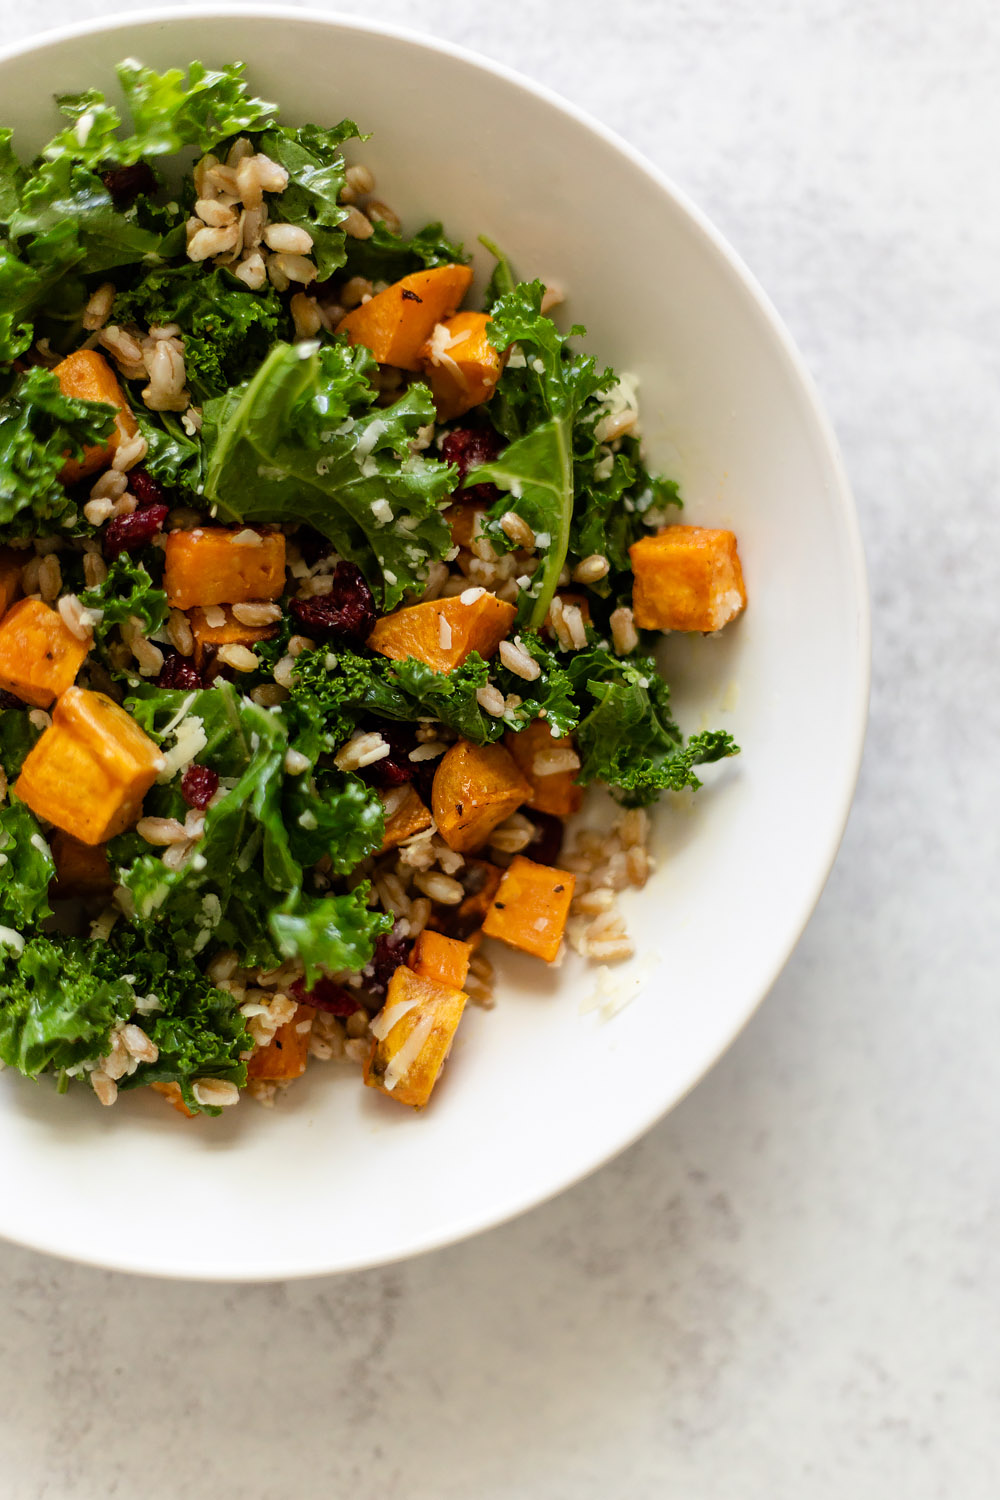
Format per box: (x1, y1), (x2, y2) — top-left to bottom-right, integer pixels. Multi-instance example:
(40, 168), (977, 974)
(101, 161), (156, 207)
(0, 690), (23, 710)
(294, 526), (334, 569)
(290, 976), (359, 1015)
(289, 562), (376, 644)
(366, 927), (412, 1001)
(527, 811), (565, 867)
(104, 504), (169, 560)
(441, 425), (504, 503)
(126, 467), (168, 509)
(358, 722), (414, 790)
(156, 652), (204, 690)
(181, 763), (219, 810)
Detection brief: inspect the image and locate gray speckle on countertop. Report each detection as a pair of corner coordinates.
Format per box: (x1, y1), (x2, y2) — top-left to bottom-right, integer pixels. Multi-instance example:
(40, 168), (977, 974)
(0, 2), (997, 1496)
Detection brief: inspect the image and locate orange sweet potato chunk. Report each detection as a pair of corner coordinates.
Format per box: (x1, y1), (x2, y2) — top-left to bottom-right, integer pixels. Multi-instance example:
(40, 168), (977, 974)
(15, 686), (164, 844)
(379, 783), (433, 853)
(432, 739), (531, 853)
(363, 965), (467, 1108)
(629, 525), (746, 633)
(411, 929), (472, 990)
(151, 1081), (195, 1118)
(368, 592), (516, 675)
(0, 549), (22, 619)
(505, 719), (583, 819)
(444, 498), (487, 550)
(190, 606), (278, 674)
(50, 830), (112, 898)
(163, 528), (286, 609)
(418, 310), (507, 421)
(339, 264), (474, 371)
(53, 349), (139, 483)
(0, 598), (91, 708)
(247, 1004), (316, 1082)
(481, 854), (576, 963)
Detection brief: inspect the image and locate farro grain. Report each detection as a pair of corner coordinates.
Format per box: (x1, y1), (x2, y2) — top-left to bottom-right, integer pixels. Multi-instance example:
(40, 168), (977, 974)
(289, 292), (322, 339)
(499, 511), (536, 548)
(195, 197), (236, 226)
(498, 638), (541, 680)
(57, 594), (97, 642)
(122, 1024), (158, 1063)
(407, 897), (432, 937)
(625, 846), (650, 887)
(272, 654), (296, 690)
(252, 154), (289, 194)
(227, 136), (254, 167)
(216, 643), (259, 672)
(91, 469), (129, 501)
(408, 741), (447, 762)
(533, 746), (580, 776)
(187, 223), (240, 261)
(413, 871), (465, 905)
(235, 252), (267, 289)
(476, 683), (506, 716)
(251, 683), (289, 707)
(572, 553), (610, 584)
(341, 275), (373, 308)
(91, 1070), (118, 1106)
(167, 609), (195, 656)
(586, 934), (635, 961)
(269, 251), (317, 285)
(19, 556), (41, 594)
(345, 163), (375, 195)
(610, 605), (639, 655)
(264, 222), (314, 254)
(365, 200), (400, 234)
(137, 816), (189, 846)
(37, 554), (62, 603)
(283, 748), (311, 776)
(112, 432), (148, 472)
(208, 949), (240, 984)
(266, 257), (290, 292)
(573, 887), (616, 915)
(344, 1038), (370, 1065)
(342, 205), (374, 239)
(192, 1078), (240, 1107)
(345, 1009), (370, 1040)
(82, 281), (115, 331)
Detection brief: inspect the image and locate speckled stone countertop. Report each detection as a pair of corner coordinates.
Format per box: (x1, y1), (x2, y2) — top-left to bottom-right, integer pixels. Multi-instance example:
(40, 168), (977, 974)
(0, 2), (996, 1495)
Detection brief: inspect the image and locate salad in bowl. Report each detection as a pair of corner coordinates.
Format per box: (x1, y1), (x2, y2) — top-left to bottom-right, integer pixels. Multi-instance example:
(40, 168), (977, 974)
(0, 59), (745, 1120)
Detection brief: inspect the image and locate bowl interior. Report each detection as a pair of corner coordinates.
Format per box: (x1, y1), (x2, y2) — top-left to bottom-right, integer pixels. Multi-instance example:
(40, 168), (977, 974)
(0, 9), (868, 1279)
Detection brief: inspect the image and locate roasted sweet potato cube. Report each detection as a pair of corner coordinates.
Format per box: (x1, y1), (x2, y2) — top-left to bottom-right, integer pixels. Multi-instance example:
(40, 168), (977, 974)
(419, 311), (507, 421)
(190, 606), (278, 674)
(363, 965), (467, 1108)
(428, 858), (503, 943)
(444, 498), (487, 550)
(379, 783), (433, 853)
(0, 549), (22, 619)
(150, 1081), (195, 1118)
(432, 739), (531, 853)
(15, 686), (164, 844)
(367, 592), (516, 675)
(411, 929), (472, 990)
(505, 719), (583, 819)
(53, 349), (139, 483)
(163, 528), (286, 609)
(247, 1004), (316, 1082)
(629, 525), (746, 633)
(0, 598), (91, 708)
(50, 830), (112, 898)
(482, 854), (576, 962)
(339, 263), (474, 371)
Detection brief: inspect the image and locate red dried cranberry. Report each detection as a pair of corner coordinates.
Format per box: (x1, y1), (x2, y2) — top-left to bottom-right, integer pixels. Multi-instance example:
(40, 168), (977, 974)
(181, 763), (219, 810)
(126, 467), (168, 509)
(289, 561), (376, 644)
(358, 722), (414, 789)
(101, 161), (156, 207)
(104, 503), (169, 560)
(0, 690), (23, 710)
(290, 976), (359, 1015)
(366, 927), (412, 1000)
(527, 811), (565, 867)
(441, 424), (504, 502)
(156, 652), (204, 690)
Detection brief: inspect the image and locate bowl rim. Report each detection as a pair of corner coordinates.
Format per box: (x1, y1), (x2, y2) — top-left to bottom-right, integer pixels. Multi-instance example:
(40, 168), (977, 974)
(0, 4), (870, 1281)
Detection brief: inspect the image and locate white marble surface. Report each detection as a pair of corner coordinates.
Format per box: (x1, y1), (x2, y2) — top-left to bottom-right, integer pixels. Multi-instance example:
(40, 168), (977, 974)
(0, 1), (996, 1494)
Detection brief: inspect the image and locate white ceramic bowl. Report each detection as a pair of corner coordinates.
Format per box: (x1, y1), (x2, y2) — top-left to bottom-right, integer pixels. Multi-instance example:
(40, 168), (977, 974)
(0, 8), (868, 1280)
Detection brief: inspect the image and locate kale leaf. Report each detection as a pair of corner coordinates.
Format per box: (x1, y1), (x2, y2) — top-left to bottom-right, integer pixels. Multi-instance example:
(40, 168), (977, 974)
(80, 553), (168, 649)
(202, 339), (454, 608)
(117, 680), (386, 976)
(566, 645), (739, 805)
(468, 281), (612, 628)
(0, 799), (54, 931)
(0, 367), (115, 539)
(344, 219), (468, 285)
(0, 709), (42, 780)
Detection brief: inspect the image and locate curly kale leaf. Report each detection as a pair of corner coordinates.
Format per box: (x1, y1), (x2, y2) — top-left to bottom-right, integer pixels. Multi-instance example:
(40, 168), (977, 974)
(0, 367), (115, 539)
(202, 339), (454, 609)
(0, 799), (54, 932)
(80, 554), (168, 652)
(343, 219), (469, 284)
